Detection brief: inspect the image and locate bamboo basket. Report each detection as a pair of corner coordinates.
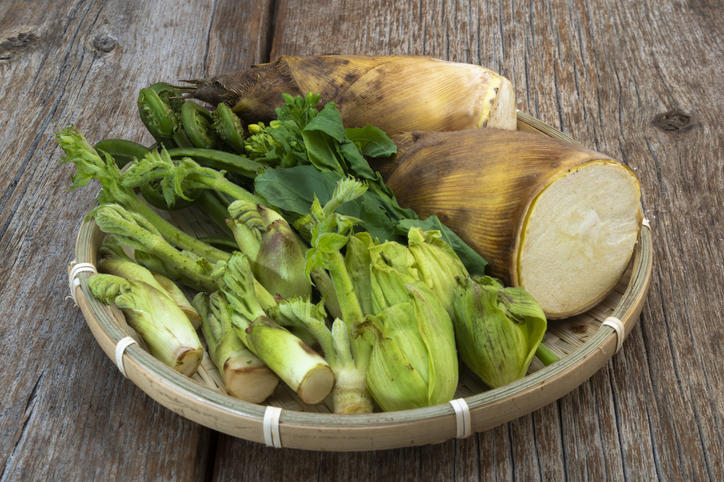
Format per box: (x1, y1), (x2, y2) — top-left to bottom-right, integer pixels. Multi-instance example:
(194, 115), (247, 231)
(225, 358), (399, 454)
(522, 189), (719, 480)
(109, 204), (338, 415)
(69, 112), (653, 451)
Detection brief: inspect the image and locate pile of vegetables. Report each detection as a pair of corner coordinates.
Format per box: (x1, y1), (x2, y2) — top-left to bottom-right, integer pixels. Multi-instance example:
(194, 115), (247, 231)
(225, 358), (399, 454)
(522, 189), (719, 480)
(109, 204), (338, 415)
(59, 55), (641, 413)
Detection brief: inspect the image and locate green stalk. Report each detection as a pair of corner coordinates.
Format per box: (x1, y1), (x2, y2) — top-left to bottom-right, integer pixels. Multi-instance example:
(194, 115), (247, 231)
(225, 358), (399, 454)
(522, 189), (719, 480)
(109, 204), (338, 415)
(198, 164), (260, 203)
(94, 138), (149, 168)
(535, 343), (559, 366)
(97, 241), (201, 327)
(152, 273), (202, 328)
(271, 299), (337, 365)
(196, 190), (234, 237)
(272, 299), (373, 414)
(122, 151), (261, 205)
(310, 268), (342, 319)
(166, 147), (261, 178)
(128, 192), (229, 263)
(56, 127), (230, 264)
(324, 250), (374, 377)
(193, 292), (279, 402)
(218, 253), (334, 405)
(93, 204), (218, 292)
(89, 273), (202, 376)
(328, 319), (372, 413)
(325, 252), (364, 328)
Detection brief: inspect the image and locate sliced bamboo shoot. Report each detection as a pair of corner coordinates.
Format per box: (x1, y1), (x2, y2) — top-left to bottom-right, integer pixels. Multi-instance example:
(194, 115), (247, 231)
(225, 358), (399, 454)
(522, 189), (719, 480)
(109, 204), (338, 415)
(386, 129), (642, 318)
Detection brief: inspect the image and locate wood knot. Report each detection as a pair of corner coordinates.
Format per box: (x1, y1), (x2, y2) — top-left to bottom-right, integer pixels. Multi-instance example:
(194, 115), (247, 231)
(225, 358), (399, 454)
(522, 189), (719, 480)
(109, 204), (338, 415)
(93, 34), (117, 53)
(0, 31), (39, 60)
(3, 31), (38, 49)
(652, 110), (694, 132)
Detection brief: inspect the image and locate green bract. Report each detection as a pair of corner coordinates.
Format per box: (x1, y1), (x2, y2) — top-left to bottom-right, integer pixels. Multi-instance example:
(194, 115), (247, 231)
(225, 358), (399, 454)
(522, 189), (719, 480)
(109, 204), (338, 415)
(368, 240), (418, 313)
(452, 276), (547, 388)
(406, 227), (468, 314)
(366, 283), (458, 411)
(344, 232), (375, 315)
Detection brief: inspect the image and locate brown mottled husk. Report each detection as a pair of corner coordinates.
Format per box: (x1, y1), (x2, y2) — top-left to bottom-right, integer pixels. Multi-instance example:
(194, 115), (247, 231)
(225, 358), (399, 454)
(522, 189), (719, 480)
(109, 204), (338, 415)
(385, 129), (613, 283)
(191, 55), (516, 136)
(191, 58), (301, 123)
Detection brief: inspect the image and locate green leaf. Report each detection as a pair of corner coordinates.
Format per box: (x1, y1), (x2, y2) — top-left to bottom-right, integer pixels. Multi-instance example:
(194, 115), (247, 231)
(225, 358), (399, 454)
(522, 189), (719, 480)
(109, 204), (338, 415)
(257, 166), (418, 244)
(301, 130), (345, 174)
(345, 125), (397, 159)
(303, 103), (346, 142)
(315, 232), (349, 253)
(255, 166), (337, 217)
(276, 92), (320, 128)
(339, 140), (376, 180)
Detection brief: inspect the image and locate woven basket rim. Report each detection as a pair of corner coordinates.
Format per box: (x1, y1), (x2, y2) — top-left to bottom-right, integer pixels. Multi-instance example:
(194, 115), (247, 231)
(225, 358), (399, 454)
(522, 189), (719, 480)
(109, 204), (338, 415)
(69, 112), (654, 450)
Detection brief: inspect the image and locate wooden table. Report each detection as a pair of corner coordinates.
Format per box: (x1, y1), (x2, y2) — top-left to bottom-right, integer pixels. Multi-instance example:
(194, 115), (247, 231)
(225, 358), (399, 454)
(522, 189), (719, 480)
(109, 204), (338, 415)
(1, 0), (721, 480)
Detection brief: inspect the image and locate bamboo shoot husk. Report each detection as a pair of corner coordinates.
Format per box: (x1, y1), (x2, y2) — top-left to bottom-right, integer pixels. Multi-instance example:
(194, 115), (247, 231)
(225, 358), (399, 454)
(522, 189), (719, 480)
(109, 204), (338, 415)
(191, 55), (517, 137)
(385, 129), (642, 318)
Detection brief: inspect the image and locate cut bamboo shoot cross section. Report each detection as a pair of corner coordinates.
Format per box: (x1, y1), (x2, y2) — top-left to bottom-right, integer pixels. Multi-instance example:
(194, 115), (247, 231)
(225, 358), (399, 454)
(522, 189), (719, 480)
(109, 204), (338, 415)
(386, 129), (643, 318)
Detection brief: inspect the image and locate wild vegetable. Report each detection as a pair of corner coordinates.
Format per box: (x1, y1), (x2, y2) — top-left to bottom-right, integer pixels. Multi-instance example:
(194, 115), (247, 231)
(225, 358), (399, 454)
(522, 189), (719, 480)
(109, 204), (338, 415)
(98, 238), (201, 327)
(57, 127), (230, 264)
(189, 55), (517, 137)
(272, 298), (373, 414)
(218, 253), (334, 404)
(121, 149), (262, 207)
(89, 273), (203, 376)
(405, 227), (468, 315)
(452, 276), (547, 388)
(365, 242), (459, 410)
(227, 200), (311, 300)
(59, 85), (566, 411)
(289, 179), (460, 412)
(93, 203), (221, 292)
(211, 103), (245, 153)
(294, 178), (375, 413)
(193, 292), (279, 403)
(386, 128), (643, 318)
(366, 286), (458, 411)
(94, 138), (148, 168)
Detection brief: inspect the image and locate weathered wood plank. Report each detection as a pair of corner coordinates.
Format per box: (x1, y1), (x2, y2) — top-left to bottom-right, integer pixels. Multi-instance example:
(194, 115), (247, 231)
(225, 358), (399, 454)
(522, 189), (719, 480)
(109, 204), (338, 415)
(206, 0), (723, 480)
(0, 0), (260, 479)
(203, 0), (275, 75)
(1, 0), (721, 480)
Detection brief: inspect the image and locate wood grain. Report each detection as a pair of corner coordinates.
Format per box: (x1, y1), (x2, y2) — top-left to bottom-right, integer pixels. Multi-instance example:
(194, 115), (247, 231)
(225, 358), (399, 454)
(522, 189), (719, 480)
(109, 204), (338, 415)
(1, 0), (721, 480)
(0, 0), (263, 480)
